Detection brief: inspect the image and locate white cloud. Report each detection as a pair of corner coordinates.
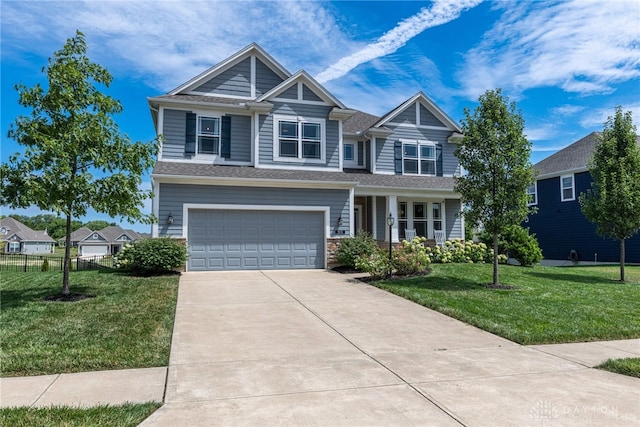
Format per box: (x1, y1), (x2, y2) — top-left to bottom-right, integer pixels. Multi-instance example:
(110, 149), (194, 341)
(458, 0), (640, 99)
(550, 104), (585, 117)
(315, 0), (482, 84)
(579, 103), (640, 129)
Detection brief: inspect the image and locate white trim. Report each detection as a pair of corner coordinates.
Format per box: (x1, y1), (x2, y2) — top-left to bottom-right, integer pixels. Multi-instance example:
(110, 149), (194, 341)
(386, 122), (452, 131)
(256, 70), (347, 109)
(374, 92), (462, 132)
(157, 107), (165, 161)
(415, 102), (420, 126)
(400, 139), (437, 176)
(152, 174), (356, 190)
(250, 55), (256, 99)
(354, 204), (363, 235)
(560, 174), (575, 202)
(254, 163), (342, 172)
(535, 167), (589, 181)
(527, 182), (538, 206)
(338, 121), (344, 170)
(271, 97), (333, 107)
(349, 187), (355, 236)
(185, 91), (253, 100)
(388, 195), (398, 242)
(182, 203), (330, 271)
(253, 112), (260, 167)
(371, 138), (377, 173)
(297, 82), (303, 101)
(371, 196), (377, 239)
(355, 187), (457, 198)
(159, 158), (252, 166)
(152, 179), (159, 237)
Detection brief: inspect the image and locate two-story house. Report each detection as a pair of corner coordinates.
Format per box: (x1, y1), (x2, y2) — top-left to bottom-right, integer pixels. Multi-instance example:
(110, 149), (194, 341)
(149, 43), (465, 271)
(526, 132), (640, 265)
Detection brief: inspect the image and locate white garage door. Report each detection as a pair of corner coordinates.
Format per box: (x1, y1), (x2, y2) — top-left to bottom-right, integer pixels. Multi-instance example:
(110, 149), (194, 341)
(188, 210), (325, 271)
(81, 245), (108, 257)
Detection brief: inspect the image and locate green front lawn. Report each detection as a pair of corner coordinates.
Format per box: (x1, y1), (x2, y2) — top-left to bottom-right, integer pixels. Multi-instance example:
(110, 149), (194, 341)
(0, 270), (179, 377)
(597, 358), (640, 378)
(0, 403), (161, 427)
(374, 264), (640, 345)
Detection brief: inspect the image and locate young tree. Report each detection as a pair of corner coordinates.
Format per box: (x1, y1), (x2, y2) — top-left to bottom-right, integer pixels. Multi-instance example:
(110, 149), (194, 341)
(579, 107), (640, 282)
(1, 31), (159, 296)
(454, 89), (534, 286)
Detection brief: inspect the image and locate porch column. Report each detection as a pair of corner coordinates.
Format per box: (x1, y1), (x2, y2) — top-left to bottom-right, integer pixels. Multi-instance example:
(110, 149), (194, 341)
(387, 195), (398, 242)
(371, 196), (377, 239)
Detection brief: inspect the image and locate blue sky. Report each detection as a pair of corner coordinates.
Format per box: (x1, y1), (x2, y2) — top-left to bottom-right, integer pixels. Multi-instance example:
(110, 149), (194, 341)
(2, 0), (639, 232)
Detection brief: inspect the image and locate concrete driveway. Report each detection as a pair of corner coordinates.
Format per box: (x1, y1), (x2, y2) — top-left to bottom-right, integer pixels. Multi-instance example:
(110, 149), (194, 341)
(142, 270), (639, 426)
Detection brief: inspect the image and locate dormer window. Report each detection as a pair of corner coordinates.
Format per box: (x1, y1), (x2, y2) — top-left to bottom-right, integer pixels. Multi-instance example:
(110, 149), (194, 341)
(274, 115), (325, 163)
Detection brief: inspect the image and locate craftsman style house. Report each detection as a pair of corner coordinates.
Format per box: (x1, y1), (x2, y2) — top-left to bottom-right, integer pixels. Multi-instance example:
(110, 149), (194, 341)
(526, 132), (640, 265)
(149, 43), (465, 271)
(0, 217), (56, 255)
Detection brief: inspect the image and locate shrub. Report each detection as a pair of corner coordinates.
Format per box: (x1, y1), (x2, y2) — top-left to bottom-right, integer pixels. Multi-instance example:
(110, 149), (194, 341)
(41, 258), (49, 272)
(478, 226), (543, 266)
(355, 248), (391, 279)
(115, 238), (187, 275)
(394, 237), (430, 276)
(335, 232), (377, 268)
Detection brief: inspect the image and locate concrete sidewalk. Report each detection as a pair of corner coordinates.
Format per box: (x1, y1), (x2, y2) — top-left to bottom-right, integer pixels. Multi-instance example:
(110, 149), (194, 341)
(2, 270), (639, 427)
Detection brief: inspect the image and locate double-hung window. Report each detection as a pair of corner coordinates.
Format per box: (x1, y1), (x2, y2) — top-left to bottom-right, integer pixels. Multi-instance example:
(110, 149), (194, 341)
(527, 182), (537, 205)
(413, 203), (427, 237)
(432, 202), (442, 232)
(560, 174), (574, 201)
(398, 202), (408, 240)
(8, 241), (20, 253)
(403, 141), (436, 175)
(275, 116), (324, 162)
(198, 116), (220, 155)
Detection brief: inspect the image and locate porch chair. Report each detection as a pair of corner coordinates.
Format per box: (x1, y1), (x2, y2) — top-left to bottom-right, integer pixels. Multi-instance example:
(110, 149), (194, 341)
(434, 230), (445, 247)
(404, 228), (417, 241)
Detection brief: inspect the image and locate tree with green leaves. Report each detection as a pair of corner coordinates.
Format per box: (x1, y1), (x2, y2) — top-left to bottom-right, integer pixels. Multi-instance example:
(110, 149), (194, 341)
(454, 88), (535, 286)
(579, 107), (640, 282)
(1, 31), (159, 296)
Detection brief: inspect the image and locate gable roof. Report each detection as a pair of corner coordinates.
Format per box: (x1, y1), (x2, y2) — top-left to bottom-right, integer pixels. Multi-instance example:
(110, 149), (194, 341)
(0, 217), (56, 243)
(343, 110), (381, 136)
(535, 132), (640, 178)
(168, 43), (291, 96)
(79, 225), (140, 244)
(374, 92), (462, 132)
(59, 226), (94, 243)
(255, 70), (348, 109)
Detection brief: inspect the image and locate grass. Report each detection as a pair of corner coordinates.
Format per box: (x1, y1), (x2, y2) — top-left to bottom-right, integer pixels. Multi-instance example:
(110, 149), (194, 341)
(0, 403), (161, 426)
(596, 358), (640, 378)
(373, 263), (640, 345)
(0, 270), (179, 377)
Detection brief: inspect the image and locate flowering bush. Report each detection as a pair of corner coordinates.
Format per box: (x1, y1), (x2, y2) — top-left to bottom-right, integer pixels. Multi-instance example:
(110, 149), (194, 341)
(355, 248), (391, 280)
(428, 239), (494, 264)
(394, 237), (431, 275)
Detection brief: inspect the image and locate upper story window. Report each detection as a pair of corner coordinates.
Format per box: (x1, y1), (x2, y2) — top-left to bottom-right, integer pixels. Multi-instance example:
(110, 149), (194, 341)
(403, 141), (436, 175)
(198, 116), (221, 155)
(561, 174), (575, 202)
(274, 116), (325, 163)
(344, 144), (354, 161)
(527, 182), (537, 205)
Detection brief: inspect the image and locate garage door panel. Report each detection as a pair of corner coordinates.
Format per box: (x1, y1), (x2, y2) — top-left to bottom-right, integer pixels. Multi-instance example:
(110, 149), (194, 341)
(188, 209), (324, 271)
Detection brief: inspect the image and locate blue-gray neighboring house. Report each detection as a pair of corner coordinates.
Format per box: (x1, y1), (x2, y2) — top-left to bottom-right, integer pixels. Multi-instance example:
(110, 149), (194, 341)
(526, 132), (640, 265)
(0, 217), (56, 255)
(149, 43), (465, 271)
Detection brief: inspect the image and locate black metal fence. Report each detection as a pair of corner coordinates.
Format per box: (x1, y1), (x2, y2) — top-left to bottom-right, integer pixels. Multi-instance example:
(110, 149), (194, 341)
(0, 253), (115, 272)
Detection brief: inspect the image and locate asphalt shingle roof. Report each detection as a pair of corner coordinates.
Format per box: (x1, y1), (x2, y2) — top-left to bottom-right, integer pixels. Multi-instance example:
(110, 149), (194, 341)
(343, 110), (381, 135)
(0, 217), (56, 243)
(153, 162), (455, 191)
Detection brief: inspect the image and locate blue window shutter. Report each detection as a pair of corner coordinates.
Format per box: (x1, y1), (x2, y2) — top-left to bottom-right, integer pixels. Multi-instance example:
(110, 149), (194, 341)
(185, 113), (196, 155)
(394, 140), (403, 175)
(436, 144), (443, 176)
(357, 141), (364, 166)
(221, 116), (231, 158)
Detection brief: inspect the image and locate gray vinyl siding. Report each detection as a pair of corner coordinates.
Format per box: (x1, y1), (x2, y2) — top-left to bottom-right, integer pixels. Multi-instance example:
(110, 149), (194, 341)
(374, 137), (394, 173)
(278, 85), (298, 99)
(445, 199), (463, 239)
(419, 104), (445, 127)
(258, 103), (339, 168)
(157, 183), (350, 237)
(162, 109), (188, 160)
(229, 115), (251, 162)
(303, 84), (323, 102)
(22, 242), (53, 255)
(383, 126), (460, 176)
(194, 58), (251, 97)
(162, 110), (251, 162)
(393, 106), (417, 125)
(255, 58), (284, 97)
(376, 196), (387, 238)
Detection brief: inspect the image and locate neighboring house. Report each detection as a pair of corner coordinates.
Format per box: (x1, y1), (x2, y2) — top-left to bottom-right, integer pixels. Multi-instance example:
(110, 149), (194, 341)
(58, 226), (94, 247)
(149, 43), (465, 271)
(526, 132), (640, 265)
(78, 226), (140, 257)
(0, 217), (56, 255)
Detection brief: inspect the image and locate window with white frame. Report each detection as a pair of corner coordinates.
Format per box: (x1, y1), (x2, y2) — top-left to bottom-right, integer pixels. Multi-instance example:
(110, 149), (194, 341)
(403, 141), (436, 175)
(344, 143), (354, 162)
(561, 174), (574, 201)
(198, 116), (221, 155)
(8, 242), (20, 253)
(527, 182), (537, 205)
(275, 116), (324, 162)
(413, 202), (427, 237)
(432, 202), (442, 232)
(398, 202), (408, 240)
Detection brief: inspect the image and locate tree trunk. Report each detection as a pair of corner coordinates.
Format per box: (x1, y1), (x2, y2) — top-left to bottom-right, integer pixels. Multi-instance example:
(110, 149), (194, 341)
(493, 233), (499, 286)
(620, 238), (625, 282)
(62, 214), (72, 295)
